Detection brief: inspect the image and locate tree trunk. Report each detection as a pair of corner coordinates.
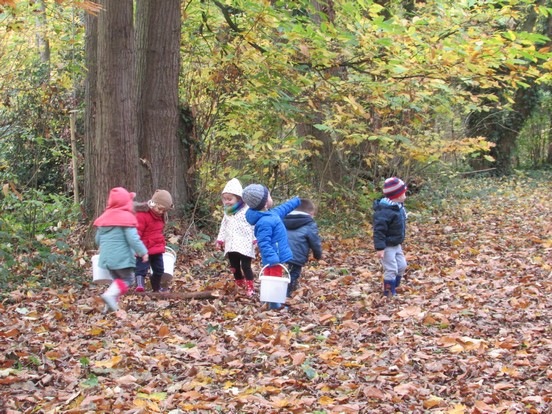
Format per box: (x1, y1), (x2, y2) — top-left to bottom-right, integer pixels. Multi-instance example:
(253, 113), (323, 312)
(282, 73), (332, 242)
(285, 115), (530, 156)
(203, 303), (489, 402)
(34, 0), (50, 79)
(547, 115), (552, 165)
(296, 121), (344, 190)
(83, 10), (98, 220)
(93, 0), (138, 215)
(466, 87), (538, 176)
(295, 0), (346, 191)
(135, 0), (194, 214)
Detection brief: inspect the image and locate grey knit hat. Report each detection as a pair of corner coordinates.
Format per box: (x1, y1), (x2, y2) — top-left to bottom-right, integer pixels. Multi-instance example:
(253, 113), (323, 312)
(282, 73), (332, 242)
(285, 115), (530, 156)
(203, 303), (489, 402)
(242, 184), (269, 211)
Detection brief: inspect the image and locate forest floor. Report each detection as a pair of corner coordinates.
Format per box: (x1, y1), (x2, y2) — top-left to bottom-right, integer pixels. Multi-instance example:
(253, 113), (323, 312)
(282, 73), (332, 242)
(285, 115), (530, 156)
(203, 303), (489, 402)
(1, 174), (551, 414)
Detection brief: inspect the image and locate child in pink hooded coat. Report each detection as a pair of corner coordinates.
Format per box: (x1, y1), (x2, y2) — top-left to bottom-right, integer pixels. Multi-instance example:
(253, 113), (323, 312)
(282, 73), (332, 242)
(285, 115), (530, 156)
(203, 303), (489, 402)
(94, 187), (149, 312)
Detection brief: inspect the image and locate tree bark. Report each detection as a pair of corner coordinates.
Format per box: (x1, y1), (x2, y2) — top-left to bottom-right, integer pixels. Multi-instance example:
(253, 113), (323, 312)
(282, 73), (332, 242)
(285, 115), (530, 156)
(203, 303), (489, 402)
(93, 0), (138, 214)
(135, 0), (194, 213)
(84, 10), (98, 220)
(295, 0), (346, 191)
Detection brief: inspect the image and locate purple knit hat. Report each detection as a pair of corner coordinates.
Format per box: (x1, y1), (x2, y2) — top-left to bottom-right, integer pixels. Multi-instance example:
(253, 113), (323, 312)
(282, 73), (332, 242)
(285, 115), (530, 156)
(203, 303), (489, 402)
(383, 177), (407, 199)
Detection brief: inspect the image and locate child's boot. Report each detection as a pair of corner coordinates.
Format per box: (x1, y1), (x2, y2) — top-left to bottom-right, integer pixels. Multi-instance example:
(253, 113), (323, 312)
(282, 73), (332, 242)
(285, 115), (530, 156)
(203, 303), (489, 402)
(135, 275), (145, 292)
(101, 279), (128, 312)
(383, 279), (396, 297)
(395, 275), (402, 288)
(235, 279), (246, 289)
(245, 280), (254, 296)
(150, 273), (161, 292)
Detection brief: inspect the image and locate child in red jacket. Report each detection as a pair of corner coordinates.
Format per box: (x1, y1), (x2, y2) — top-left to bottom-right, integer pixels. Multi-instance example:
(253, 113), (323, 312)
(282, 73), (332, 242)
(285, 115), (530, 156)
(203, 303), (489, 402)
(135, 189), (173, 292)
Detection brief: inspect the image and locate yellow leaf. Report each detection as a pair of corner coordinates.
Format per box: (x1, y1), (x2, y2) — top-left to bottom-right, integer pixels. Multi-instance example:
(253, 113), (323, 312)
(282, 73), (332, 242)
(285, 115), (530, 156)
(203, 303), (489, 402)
(272, 398), (291, 408)
(450, 344), (465, 353)
(423, 396), (444, 409)
(94, 355), (123, 368)
(319, 395), (334, 406)
(137, 392), (167, 401)
(500, 366), (521, 378)
(447, 404), (467, 414)
(88, 327), (103, 336)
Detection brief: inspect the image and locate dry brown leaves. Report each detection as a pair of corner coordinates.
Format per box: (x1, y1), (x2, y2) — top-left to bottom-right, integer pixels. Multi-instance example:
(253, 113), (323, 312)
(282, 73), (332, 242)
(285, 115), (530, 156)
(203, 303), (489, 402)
(1, 178), (551, 413)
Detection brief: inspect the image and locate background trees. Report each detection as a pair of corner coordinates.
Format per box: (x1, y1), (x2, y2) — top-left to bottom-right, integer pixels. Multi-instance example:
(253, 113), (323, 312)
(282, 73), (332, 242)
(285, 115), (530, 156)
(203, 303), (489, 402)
(0, 0), (551, 221)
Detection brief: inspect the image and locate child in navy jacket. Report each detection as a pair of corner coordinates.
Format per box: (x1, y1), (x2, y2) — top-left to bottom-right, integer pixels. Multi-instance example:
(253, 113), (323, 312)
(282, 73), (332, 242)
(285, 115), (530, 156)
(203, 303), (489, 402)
(242, 183), (300, 309)
(283, 198), (323, 297)
(373, 177), (408, 297)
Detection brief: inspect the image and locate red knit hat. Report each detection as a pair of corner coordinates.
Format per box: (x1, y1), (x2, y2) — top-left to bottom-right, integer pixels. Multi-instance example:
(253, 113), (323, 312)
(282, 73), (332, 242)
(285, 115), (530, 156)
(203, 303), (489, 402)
(383, 177), (407, 200)
(93, 187), (138, 227)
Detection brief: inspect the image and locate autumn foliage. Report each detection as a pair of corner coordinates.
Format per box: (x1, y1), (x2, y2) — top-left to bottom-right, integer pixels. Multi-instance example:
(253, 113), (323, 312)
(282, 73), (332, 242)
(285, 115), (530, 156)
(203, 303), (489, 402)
(1, 175), (551, 413)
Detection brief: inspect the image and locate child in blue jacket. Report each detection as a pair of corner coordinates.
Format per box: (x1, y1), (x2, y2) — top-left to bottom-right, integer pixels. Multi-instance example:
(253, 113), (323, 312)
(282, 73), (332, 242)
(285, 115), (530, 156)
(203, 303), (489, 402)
(373, 177), (408, 297)
(242, 183), (300, 309)
(284, 198), (323, 297)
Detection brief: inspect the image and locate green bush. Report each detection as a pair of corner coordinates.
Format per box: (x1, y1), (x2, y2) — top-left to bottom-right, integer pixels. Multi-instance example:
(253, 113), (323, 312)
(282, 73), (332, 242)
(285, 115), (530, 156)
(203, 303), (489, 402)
(0, 189), (82, 297)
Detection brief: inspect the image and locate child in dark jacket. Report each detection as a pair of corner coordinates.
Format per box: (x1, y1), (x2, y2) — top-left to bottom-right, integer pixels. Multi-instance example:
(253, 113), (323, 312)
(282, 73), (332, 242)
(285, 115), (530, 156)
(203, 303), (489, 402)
(94, 187), (149, 312)
(373, 177), (408, 297)
(283, 198), (323, 297)
(135, 189), (173, 292)
(242, 183), (300, 309)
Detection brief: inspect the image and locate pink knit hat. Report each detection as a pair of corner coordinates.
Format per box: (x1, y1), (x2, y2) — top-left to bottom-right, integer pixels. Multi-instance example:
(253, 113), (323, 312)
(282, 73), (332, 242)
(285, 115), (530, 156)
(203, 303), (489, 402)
(93, 187), (138, 227)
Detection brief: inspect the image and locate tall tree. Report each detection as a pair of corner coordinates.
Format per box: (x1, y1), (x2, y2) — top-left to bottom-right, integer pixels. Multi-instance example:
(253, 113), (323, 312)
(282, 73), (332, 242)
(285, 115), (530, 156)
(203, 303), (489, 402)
(135, 0), (193, 208)
(89, 0), (137, 215)
(83, 8), (97, 218)
(295, 0), (347, 190)
(84, 0), (195, 221)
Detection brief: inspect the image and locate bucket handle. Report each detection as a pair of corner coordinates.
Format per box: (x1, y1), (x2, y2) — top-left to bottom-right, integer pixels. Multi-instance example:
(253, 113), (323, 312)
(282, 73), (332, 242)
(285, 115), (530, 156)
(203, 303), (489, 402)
(259, 264), (290, 281)
(165, 246), (177, 257)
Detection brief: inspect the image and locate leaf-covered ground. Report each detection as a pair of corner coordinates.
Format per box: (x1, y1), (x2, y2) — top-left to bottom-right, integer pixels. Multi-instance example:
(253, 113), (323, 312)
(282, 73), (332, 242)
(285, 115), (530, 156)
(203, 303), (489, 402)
(1, 176), (551, 414)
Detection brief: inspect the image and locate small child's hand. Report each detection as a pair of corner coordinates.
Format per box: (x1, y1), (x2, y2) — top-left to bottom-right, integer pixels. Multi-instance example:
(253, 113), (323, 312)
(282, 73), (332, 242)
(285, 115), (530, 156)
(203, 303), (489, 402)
(215, 241), (224, 251)
(376, 250), (384, 259)
(142, 253), (149, 262)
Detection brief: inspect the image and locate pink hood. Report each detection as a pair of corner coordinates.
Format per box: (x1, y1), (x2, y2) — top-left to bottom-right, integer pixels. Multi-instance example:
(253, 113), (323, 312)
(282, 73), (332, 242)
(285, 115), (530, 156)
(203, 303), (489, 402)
(93, 187), (138, 227)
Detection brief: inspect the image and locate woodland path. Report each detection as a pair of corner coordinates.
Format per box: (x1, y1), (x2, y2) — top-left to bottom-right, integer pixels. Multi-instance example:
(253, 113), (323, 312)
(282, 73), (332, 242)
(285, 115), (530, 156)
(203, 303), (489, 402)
(1, 176), (551, 413)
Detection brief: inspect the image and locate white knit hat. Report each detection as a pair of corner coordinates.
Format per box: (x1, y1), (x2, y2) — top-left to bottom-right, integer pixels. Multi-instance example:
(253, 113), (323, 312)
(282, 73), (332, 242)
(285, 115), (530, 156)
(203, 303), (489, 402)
(222, 178), (243, 197)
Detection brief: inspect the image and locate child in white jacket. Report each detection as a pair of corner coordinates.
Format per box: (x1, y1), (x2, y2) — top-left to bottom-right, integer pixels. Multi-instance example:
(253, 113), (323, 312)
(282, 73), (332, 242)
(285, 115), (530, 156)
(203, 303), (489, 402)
(215, 178), (256, 295)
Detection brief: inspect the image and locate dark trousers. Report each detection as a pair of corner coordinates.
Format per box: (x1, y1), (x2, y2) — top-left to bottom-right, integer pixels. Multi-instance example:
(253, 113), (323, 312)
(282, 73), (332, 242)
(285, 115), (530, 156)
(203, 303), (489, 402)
(227, 252), (254, 281)
(287, 263), (302, 297)
(136, 253), (164, 292)
(109, 268), (135, 288)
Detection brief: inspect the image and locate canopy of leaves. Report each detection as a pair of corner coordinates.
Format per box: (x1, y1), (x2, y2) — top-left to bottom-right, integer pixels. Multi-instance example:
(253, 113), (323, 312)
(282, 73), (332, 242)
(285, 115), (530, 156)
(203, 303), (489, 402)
(1, 0), (550, 202)
(182, 0), (552, 192)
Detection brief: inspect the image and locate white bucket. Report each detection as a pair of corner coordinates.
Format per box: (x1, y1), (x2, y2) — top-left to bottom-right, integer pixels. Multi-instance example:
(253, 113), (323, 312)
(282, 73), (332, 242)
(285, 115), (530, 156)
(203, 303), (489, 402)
(91, 254), (112, 284)
(161, 247), (177, 285)
(259, 265), (290, 303)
